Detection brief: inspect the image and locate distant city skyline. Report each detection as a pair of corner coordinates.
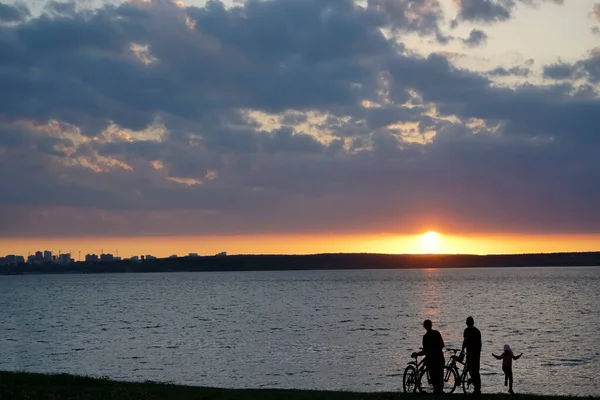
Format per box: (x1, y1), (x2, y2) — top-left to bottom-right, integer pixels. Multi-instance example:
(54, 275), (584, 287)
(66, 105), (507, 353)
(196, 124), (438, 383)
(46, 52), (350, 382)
(0, 246), (230, 266)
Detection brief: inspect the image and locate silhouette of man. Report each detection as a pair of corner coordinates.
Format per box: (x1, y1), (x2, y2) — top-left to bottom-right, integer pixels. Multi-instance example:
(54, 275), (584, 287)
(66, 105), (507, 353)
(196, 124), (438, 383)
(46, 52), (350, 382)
(412, 319), (445, 395)
(462, 316), (482, 394)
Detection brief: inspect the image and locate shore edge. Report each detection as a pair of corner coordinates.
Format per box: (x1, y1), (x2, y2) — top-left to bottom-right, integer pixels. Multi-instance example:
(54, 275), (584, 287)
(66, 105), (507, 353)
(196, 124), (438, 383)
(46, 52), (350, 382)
(0, 371), (596, 400)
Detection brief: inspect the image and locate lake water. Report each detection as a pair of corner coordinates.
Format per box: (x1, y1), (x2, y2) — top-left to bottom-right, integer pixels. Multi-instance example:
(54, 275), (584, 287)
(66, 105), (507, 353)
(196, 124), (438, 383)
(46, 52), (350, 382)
(1, 267), (599, 396)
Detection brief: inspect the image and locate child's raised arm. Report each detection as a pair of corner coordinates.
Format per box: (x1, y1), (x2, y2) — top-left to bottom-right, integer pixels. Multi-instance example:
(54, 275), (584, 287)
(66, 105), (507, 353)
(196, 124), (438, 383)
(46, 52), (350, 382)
(513, 353), (523, 360)
(492, 353), (502, 360)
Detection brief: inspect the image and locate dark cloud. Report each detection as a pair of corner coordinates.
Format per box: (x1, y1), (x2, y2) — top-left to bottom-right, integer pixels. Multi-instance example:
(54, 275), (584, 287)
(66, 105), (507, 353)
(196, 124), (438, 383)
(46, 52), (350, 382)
(454, 0), (563, 24)
(455, 0), (513, 23)
(487, 66), (530, 77)
(461, 29), (487, 47)
(543, 51), (600, 82)
(543, 62), (577, 80)
(0, 0), (599, 239)
(0, 2), (29, 22)
(575, 50), (600, 82)
(43, 1), (77, 16)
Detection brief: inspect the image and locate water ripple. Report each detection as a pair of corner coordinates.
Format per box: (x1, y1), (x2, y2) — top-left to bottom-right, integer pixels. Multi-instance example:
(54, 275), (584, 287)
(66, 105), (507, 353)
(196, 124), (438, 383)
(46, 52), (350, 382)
(0, 267), (599, 396)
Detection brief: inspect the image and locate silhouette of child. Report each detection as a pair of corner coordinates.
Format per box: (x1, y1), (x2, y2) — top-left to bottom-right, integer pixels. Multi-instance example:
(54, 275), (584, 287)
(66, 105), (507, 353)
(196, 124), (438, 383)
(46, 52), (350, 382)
(492, 344), (522, 394)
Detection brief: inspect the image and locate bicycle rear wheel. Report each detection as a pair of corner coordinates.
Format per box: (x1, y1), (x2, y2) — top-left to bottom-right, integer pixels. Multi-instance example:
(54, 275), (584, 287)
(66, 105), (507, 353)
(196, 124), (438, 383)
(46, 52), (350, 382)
(444, 366), (459, 394)
(418, 366), (457, 394)
(403, 365), (418, 393)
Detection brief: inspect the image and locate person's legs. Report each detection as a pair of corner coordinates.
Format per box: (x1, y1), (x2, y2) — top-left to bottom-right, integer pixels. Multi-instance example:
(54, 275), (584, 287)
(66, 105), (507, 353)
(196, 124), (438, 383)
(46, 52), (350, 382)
(504, 367), (514, 393)
(431, 366), (440, 393)
(427, 362), (443, 394)
(437, 365), (445, 394)
(467, 354), (481, 393)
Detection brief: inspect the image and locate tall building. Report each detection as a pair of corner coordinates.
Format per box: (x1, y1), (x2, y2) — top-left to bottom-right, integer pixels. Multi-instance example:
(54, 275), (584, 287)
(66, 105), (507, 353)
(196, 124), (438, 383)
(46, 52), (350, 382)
(57, 253), (72, 265)
(100, 253), (115, 262)
(43, 250), (52, 262)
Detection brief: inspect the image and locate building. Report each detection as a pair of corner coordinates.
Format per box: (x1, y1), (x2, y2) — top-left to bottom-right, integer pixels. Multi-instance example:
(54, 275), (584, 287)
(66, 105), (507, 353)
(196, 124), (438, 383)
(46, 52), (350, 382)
(216, 252), (227, 257)
(57, 253), (73, 265)
(43, 250), (52, 262)
(85, 254), (99, 262)
(1, 255), (25, 265)
(188, 253), (199, 258)
(100, 253), (115, 262)
(27, 251), (45, 264)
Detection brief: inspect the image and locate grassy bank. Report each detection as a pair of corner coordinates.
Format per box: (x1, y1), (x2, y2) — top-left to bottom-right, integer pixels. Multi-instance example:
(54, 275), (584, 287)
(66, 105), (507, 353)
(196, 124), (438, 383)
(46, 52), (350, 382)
(0, 371), (593, 400)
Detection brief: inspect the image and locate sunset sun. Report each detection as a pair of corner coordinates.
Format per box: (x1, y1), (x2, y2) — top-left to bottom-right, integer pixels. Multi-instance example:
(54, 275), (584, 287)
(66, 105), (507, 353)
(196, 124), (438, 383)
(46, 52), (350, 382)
(419, 231), (442, 253)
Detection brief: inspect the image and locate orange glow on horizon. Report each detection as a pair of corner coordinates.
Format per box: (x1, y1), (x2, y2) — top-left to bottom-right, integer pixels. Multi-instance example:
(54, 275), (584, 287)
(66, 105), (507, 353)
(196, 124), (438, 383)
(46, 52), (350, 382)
(419, 231), (443, 253)
(1, 233), (600, 260)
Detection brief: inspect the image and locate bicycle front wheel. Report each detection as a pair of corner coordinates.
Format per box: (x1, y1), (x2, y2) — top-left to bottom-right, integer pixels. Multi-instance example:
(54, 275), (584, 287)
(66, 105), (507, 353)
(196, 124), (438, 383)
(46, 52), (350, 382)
(403, 365), (418, 393)
(417, 368), (432, 393)
(462, 370), (475, 394)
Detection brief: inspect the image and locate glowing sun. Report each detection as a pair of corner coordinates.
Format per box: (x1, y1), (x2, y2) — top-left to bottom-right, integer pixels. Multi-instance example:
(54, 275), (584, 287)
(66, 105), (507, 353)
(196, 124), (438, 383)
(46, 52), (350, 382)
(420, 231), (442, 253)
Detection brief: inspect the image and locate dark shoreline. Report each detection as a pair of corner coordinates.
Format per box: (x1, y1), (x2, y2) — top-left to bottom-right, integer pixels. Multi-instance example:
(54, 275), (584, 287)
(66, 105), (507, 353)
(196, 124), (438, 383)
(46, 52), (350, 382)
(0, 371), (595, 400)
(2, 252), (600, 275)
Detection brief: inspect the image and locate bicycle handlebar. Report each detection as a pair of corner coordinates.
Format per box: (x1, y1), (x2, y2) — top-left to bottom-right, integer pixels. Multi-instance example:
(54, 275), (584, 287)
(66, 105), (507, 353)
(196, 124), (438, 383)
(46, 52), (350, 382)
(411, 348), (424, 358)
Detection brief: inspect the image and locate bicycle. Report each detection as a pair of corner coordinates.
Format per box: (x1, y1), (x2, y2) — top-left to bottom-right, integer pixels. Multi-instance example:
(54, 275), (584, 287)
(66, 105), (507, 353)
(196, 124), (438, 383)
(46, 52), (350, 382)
(402, 349), (457, 394)
(444, 348), (477, 394)
(402, 350), (424, 393)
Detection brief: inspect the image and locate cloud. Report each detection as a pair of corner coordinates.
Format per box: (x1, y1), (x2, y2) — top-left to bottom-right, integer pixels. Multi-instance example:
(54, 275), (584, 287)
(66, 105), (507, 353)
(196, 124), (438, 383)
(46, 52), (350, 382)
(0, 2), (30, 22)
(543, 62), (577, 80)
(454, 0), (513, 23)
(453, 0), (563, 24)
(487, 66), (530, 77)
(0, 0), (599, 239)
(591, 3), (600, 21)
(543, 50), (600, 83)
(461, 29), (487, 47)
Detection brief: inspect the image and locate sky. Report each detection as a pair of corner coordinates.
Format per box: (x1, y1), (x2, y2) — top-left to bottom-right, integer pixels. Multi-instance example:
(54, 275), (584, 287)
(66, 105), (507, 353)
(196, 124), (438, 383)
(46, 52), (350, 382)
(1, 0), (600, 257)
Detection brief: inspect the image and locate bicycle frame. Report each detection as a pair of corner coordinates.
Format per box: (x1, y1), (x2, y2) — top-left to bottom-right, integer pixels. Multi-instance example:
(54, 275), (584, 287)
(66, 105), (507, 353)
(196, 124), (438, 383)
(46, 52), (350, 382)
(407, 356), (427, 372)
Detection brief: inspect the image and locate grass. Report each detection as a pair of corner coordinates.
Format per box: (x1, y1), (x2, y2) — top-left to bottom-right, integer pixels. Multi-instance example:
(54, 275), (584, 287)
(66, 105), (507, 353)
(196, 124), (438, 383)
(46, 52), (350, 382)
(0, 371), (596, 400)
